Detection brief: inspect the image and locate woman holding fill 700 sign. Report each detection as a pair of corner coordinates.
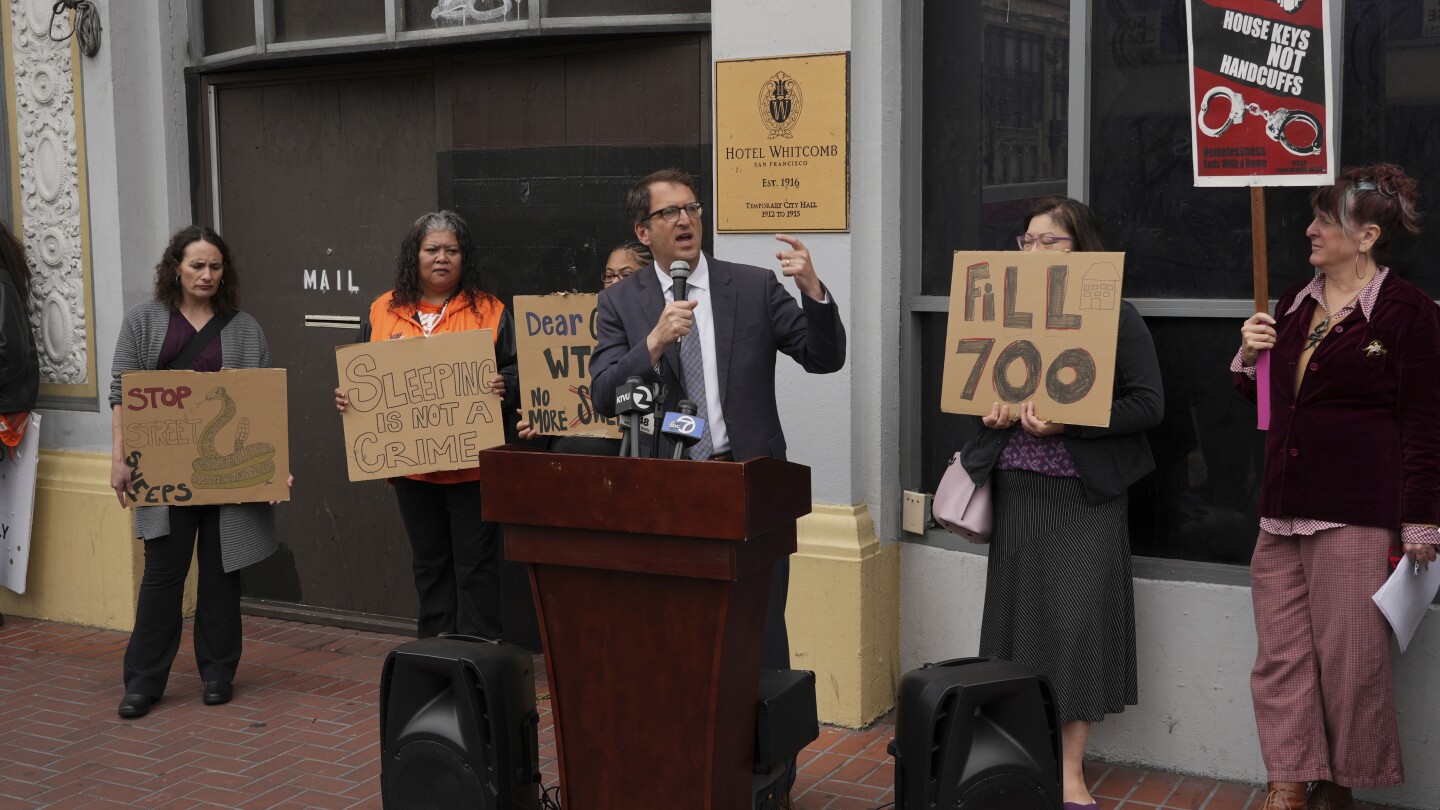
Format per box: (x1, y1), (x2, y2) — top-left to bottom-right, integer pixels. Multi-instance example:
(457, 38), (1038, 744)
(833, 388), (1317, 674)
(956, 197), (1162, 810)
(334, 210), (518, 641)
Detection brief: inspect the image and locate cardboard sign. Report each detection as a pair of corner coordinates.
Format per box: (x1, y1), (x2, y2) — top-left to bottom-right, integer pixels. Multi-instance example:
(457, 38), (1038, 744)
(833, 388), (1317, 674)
(1185, 0), (1334, 186)
(514, 295), (621, 439)
(336, 330), (505, 482)
(940, 251), (1127, 428)
(0, 412), (40, 594)
(715, 52), (850, 233)
(119, 369), (290, 506)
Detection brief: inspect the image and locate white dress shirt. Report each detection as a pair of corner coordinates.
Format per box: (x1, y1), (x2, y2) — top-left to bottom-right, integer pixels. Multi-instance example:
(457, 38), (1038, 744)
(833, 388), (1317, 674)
(654, 255), (730, 455)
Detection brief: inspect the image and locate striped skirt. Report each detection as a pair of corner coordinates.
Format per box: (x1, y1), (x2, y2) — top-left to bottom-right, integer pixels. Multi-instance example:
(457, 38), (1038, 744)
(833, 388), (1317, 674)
(978, 469), (1137, 724)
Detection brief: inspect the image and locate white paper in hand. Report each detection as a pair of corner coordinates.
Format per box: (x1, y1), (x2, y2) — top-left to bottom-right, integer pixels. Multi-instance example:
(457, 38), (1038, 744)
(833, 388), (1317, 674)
(1371, 561), (1440, 652)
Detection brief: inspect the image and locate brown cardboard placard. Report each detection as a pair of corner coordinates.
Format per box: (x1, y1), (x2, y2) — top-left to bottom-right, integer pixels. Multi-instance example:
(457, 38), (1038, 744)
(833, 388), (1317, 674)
(940, 251), (1127, 428)
(514, 294), (621, 439)
(119, 368), (290, 506)
(335, 330), (505, 482)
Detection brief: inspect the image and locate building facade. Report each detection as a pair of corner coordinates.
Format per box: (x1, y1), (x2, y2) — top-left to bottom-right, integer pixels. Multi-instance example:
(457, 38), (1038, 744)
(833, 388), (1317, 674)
(3, 2), (1437, 806)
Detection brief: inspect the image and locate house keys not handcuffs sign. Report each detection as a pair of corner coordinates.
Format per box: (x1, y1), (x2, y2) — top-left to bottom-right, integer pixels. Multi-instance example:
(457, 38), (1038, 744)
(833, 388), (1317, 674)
(1184, 0), (1334, 186)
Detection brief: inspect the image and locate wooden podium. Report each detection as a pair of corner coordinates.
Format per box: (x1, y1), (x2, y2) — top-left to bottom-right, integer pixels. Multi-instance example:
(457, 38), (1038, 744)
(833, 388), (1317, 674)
(478, 447), (811, 809)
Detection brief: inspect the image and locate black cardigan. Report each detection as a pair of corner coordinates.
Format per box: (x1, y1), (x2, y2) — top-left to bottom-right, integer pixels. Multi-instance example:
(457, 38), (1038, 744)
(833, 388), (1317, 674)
(960, 301), (1164, 505)
(0, 268), (38, 412)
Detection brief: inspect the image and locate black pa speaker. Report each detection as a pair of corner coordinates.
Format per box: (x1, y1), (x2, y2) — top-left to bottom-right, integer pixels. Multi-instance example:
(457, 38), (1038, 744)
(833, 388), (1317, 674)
(889, 657), (1062, 810)
(753, 669), (819, 810)
(755, 669), (819, 772)
(379, 635), (540, 809)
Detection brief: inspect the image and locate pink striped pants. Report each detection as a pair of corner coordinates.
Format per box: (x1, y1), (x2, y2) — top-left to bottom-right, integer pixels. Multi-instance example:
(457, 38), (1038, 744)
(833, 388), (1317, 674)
(1249, 526), (1404, 788)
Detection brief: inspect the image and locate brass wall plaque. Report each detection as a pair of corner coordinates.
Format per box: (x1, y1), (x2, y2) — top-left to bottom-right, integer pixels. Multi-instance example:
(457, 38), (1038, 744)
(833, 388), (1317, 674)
(715, 52), (849, 233)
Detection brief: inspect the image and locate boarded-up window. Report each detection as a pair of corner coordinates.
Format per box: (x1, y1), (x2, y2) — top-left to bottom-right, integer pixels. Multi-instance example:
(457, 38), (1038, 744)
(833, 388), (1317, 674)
(543, 0), (707, 15)
(202, 0), (253, 55)
(274, 0), (386, 42)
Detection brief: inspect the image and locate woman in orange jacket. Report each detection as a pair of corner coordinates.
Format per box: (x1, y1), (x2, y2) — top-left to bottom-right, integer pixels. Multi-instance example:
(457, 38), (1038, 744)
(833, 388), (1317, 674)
(335, 211), (518, 639)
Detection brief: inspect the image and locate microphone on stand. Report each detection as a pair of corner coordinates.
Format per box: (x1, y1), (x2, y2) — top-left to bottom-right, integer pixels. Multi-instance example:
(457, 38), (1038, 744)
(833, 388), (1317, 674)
(663, 400), (706, 460)
(657, 260), (695, 458)
(615, 377), (656, 458)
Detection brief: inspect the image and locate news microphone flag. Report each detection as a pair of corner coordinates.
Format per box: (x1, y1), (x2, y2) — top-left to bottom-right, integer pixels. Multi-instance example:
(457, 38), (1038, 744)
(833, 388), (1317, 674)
(615, 377), (656, 415)
(661, 411), (707, 445)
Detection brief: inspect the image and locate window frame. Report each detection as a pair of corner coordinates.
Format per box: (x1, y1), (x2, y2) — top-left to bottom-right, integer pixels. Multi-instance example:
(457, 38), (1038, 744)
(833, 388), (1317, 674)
(189, 0), (709, 67)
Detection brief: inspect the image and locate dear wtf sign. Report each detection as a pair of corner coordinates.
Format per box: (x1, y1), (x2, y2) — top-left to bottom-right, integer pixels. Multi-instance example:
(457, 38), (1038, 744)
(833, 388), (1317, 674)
(335, 329), (505, 482)
(514, 294), (621, 439)
(119, 369), (291, 506)
(941, 251), (1127, 428)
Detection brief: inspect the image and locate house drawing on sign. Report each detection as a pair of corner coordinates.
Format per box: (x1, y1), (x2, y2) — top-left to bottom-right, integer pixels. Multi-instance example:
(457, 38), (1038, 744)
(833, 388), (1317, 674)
(1081, 263), (1119, 310)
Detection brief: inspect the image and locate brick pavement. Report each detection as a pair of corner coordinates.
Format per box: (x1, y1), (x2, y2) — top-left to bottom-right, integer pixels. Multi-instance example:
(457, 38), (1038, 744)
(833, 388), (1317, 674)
(0, 615), (1407, 809)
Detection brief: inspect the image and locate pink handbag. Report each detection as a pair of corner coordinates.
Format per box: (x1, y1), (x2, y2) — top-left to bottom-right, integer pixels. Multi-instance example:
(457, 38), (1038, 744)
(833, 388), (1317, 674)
(932, 451), (992, 543)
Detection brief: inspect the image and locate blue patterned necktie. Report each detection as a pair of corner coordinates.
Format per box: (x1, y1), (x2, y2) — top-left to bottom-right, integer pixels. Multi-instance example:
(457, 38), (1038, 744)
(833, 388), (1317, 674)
(678, 324), (714, 460)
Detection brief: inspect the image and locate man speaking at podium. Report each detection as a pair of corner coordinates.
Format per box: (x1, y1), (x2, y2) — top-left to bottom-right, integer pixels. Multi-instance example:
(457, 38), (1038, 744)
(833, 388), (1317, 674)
(592, 166), (847, 673)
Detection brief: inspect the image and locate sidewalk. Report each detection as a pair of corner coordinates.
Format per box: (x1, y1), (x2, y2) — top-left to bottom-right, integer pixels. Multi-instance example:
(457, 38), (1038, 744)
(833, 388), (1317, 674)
(0, 615), (1405, 809)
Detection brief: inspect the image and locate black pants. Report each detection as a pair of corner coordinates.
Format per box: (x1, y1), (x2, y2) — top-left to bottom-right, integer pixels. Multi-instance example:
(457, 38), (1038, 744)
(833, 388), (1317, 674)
(122, 505), (241, 698)
(392, 477), (503, 640)
(762, 557), (791, 670)
(763, 556), (797, 795)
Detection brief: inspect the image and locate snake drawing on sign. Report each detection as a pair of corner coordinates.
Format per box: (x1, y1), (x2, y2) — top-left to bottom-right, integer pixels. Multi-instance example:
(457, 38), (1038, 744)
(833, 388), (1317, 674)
(190, 387), (276, 489)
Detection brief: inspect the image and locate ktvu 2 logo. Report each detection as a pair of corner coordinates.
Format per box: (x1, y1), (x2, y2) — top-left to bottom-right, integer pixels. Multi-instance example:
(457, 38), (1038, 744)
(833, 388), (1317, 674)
(630, 386), (654, 411)
(758, 71), (803, 139)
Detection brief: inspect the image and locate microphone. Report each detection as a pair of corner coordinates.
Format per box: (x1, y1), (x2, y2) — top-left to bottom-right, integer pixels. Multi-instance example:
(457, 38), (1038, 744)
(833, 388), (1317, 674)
(667, 260), (698, 425)
(664, 400), (706, 460)
(615, 377), (658, 458)
(670, 261), (692, 302)
(614, 376), (649, 416)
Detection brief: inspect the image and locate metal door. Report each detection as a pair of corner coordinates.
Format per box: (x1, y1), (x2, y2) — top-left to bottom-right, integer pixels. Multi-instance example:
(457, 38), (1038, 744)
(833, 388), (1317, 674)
(207, 66), (437, 625)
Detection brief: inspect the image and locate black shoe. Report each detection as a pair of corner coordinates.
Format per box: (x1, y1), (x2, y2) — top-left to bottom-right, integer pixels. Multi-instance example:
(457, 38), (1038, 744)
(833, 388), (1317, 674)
(117, 693), (157, 718)
(202, 681), (233, 706)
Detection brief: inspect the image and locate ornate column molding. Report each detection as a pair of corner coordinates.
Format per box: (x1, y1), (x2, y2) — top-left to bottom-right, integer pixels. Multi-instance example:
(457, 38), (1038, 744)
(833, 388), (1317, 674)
(4, 0), (97, 404)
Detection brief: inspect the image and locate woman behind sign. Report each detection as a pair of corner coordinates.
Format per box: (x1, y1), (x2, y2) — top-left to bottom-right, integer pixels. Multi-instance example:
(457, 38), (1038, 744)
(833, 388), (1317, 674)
(108, 226), (281, 719)
(1, 221), (38, 629)
(957, 197), (1162, 810)
(334, 210), (518, 640)
(0, 221), (38, 459)
(1234, 165), (1436, 810)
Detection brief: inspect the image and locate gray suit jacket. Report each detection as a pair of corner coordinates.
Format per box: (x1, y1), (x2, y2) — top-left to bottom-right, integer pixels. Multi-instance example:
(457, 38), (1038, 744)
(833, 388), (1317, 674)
(591, 255), (846, 461)
(110, 299), (279, 572)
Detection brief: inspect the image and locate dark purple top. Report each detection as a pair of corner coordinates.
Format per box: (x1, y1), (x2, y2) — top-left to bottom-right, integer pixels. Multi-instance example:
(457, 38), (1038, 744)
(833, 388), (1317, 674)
(156, 309), (223, 372)
(996, 430), (1079, 477)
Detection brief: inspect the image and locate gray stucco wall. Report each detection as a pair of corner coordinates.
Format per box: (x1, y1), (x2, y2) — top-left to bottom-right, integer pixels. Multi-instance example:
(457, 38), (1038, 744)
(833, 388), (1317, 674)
(713, 0), (901, 530)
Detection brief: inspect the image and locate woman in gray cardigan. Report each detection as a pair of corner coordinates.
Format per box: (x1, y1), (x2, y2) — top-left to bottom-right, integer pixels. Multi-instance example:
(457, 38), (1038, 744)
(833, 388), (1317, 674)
(108, 226), (281, 719)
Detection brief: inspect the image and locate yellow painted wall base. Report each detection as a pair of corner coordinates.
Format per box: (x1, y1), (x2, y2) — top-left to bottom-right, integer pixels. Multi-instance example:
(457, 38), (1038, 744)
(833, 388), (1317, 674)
(788, 503), (900, 728)
(0, 450), (196, 631)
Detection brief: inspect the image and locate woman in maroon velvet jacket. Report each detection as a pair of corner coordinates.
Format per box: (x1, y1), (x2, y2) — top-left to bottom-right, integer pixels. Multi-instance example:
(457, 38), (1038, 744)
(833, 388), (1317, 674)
(1235, 164), (1438, 810)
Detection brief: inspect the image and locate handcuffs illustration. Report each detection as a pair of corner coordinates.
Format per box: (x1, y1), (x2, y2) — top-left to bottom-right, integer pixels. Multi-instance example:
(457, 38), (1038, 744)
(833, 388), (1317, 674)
(1199, 85), (1322, 157)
